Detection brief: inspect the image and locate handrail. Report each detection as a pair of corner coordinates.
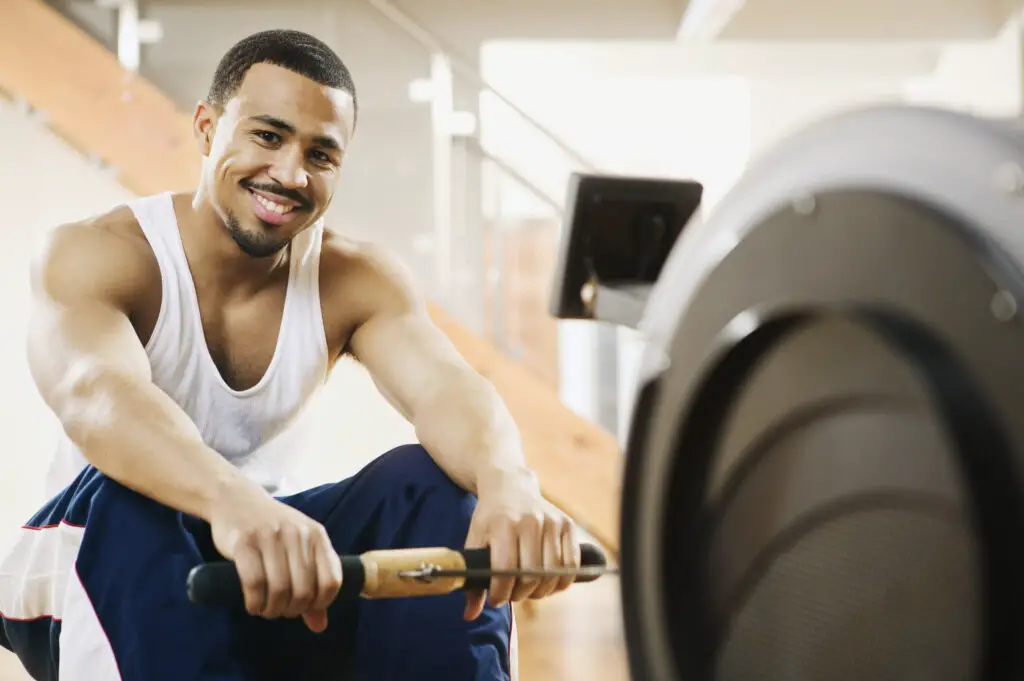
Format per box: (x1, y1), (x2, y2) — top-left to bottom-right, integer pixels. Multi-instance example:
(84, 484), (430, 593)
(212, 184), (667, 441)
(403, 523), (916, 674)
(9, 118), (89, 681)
(460, 136), (565, 216)
(361, 0), (599, 173)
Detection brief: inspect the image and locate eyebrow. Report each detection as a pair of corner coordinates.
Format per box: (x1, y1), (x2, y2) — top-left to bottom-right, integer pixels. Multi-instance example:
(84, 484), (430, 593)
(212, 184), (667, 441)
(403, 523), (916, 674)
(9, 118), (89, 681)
(247, 114), (343, 152)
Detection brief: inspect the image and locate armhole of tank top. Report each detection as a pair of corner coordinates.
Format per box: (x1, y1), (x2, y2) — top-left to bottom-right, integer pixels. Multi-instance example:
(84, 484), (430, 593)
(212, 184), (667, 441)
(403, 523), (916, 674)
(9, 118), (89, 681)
(127, 194), (172, 356)
(309, 223), (330, 368)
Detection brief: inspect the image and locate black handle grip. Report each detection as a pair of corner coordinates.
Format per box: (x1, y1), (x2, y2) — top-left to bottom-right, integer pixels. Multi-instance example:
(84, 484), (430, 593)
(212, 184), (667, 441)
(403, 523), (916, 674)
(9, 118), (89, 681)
(459, 541), (606, 591)
(186, 542), (608, 609)
(187, 554), (367, 611)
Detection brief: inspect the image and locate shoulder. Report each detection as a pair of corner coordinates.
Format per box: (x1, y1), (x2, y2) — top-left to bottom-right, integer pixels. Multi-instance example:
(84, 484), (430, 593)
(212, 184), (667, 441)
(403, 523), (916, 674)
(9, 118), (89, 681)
(318, 228), (425, 317)
(316, 228), (427, 358)
(32, 203), (159, 308)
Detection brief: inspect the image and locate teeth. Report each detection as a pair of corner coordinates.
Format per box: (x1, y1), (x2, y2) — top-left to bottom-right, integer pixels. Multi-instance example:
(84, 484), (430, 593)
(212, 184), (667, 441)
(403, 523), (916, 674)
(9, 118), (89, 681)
(253, 192), (293, 214)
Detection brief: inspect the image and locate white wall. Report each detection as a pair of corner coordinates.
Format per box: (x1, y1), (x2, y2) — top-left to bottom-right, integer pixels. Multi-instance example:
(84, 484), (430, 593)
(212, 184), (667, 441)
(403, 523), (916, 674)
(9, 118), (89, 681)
(718, 0), (1010, 41)
(478, 51), (751, 215)
(746, 77), (906, 157)
(0, 97), (134, 535)
(751, 18), (1023, 157)
(0, 96), (415, 542)
(903, 16), (1023, 116)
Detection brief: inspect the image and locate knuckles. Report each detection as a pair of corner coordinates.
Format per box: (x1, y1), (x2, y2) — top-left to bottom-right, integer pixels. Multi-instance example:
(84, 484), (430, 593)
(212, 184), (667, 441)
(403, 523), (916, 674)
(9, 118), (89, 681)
(324, 571), (343, 592)
(291, 586), (315, 604)
(234, 519), (341, 618)
(515, 512), (544, 535)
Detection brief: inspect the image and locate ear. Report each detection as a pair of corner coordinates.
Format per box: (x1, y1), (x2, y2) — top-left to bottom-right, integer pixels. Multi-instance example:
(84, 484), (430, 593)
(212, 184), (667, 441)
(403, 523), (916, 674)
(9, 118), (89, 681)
(192, 101), (218, 156)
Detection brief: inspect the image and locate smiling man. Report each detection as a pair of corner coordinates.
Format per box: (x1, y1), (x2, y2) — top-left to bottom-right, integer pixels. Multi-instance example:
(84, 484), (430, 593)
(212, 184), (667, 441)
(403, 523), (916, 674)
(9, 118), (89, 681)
(0, 30), (580, 681)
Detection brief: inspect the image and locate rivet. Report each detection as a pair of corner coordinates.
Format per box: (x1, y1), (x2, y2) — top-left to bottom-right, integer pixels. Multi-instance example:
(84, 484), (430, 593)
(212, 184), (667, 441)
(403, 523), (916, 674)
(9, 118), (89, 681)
(991, 289), (1017, 322)
(994, 162), (1024, 195)
(580, 281), (597, 309)
(792, 194), (816, 216)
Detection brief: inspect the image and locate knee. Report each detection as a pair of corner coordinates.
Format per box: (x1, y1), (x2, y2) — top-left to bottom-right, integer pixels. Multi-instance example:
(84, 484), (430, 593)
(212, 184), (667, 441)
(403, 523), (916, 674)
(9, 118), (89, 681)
(72, 465), (179, 530)
(373, 444), (457, 489)
(371, 444), (476, 513)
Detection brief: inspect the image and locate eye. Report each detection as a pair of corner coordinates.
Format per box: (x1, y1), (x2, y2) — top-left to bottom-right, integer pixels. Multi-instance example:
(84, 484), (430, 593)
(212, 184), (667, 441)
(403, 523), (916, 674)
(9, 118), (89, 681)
(309, 149), (336, 166)
(253, 130), (281, 145)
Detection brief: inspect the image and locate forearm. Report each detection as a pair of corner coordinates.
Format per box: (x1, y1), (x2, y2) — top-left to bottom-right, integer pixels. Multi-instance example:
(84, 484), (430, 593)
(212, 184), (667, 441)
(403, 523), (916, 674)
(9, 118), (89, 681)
(53, 365), (254, 520)
(413, 370), (537, 496)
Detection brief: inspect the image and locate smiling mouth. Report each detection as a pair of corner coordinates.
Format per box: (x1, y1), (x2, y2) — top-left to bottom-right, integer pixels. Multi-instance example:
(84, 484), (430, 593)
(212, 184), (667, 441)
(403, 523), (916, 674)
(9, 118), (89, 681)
(249, 189), (296, 214)
(245, 188), (307, 226)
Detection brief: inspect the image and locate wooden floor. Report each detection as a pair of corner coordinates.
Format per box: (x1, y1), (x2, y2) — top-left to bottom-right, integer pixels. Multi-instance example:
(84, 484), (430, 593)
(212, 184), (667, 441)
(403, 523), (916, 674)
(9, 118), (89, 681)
(514, 575), (629, 680)
(0, 575), (629, 680)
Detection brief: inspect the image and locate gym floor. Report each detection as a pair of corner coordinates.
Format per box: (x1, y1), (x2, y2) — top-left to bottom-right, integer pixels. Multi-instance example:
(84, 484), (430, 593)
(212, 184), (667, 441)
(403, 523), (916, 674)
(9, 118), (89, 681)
(0, 573), (628, 680)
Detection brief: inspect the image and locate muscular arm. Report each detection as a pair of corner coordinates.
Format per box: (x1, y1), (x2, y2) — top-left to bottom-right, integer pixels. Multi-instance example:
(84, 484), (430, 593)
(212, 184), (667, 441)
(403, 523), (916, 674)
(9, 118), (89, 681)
(336, 241), (580, 617)
(26, 218), (252, 520)
(342, 247), (534, 497)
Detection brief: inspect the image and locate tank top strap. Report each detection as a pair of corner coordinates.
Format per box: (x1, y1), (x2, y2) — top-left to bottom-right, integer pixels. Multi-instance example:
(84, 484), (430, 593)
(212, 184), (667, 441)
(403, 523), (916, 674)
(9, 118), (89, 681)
(126, 192), (185, 270)
(125, 192), (188, 354)
(284, 219), (328, 361)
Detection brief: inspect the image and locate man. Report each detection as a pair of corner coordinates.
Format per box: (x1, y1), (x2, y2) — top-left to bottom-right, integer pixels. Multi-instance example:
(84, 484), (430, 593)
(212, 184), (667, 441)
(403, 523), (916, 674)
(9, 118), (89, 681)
(0, 29), (580, 681)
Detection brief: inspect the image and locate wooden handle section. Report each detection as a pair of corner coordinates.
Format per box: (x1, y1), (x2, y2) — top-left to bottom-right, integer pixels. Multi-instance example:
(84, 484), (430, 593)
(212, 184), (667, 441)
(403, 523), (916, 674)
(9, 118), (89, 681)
(360, 547), (468, 599)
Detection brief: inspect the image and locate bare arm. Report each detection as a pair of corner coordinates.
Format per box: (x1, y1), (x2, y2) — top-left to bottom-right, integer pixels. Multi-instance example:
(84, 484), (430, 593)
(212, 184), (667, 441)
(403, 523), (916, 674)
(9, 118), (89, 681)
(29, 214), (342, 628)
(344, 249), (534, 497)
(341, 244), (579, 618)
(26, 218), (252, 520)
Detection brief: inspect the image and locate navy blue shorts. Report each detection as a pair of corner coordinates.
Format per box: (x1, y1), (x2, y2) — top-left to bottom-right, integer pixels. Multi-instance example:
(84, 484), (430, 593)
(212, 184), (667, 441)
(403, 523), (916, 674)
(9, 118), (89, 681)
(0, 445), (515, 680)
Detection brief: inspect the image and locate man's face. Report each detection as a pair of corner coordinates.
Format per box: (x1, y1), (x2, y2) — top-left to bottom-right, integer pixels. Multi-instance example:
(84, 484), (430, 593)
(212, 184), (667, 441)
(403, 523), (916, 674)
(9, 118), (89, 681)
(192, 63), (356, 258)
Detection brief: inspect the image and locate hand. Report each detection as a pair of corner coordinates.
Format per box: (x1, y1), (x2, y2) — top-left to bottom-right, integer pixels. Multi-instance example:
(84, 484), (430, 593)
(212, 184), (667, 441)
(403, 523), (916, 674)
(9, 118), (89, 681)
(207, 480), (342, 633)
(463, 470), (581, 621)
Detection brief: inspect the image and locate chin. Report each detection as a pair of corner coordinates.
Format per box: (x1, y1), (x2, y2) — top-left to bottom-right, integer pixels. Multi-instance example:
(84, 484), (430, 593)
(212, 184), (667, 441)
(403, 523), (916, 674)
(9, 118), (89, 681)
(232, 230), (290, 259)
(224, 213), (291, 258)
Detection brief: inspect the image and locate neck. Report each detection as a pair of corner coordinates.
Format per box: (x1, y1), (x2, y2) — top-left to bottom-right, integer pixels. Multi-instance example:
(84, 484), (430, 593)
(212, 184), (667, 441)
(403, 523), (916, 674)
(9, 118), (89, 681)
(175, 190), (289, 293)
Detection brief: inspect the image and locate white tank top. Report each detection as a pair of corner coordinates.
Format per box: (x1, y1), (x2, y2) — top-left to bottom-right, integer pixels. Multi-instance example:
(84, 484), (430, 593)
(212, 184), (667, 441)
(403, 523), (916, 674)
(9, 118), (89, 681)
(45, 192), (330, 496)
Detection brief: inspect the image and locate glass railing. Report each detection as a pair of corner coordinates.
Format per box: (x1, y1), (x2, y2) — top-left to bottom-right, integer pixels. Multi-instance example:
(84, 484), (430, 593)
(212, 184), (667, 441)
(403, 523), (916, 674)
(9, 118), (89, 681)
(352, 0), (621, 429)
(466, 137), (565, 390)
(351, 0), (595, 318)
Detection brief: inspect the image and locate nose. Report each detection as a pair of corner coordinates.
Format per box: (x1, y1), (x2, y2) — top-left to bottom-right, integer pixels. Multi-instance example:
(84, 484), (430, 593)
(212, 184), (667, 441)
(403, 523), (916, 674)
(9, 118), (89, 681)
(268, 148), (309, 190)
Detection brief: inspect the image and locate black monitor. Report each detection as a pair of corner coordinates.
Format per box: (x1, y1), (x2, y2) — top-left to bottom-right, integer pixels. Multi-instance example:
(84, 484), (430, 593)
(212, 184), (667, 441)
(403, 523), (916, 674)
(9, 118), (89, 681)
(548, 173), (703, 328)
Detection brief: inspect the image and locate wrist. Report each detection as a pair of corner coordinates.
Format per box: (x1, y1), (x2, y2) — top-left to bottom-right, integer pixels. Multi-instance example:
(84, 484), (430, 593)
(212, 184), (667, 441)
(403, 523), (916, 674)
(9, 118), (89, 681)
(200, 464), (263, 521)
(476, 465), (540, 498)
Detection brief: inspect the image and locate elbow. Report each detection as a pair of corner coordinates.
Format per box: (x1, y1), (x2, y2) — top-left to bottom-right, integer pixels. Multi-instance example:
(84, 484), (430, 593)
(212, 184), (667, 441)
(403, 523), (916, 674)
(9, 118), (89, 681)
(49, 361), (123, 444)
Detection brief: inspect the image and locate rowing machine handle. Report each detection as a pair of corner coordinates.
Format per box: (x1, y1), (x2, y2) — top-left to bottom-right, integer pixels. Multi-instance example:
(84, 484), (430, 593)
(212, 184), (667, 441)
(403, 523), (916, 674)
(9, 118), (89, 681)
(187, 542), (607, 610)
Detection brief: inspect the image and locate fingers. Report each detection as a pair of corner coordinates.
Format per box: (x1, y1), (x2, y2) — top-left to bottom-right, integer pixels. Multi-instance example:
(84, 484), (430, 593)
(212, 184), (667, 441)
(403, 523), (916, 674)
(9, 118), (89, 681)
(234, 541), (268, 617)
(473, 505), (583, 611)
(302, 609), (329, 633)
(554, 519), (580, 594)
(282, 524), (316, 618)
(487, 520), (518, 608)
(258, 527), (293, 619)
(510, 513), (547, 602)
(463, 518), (489, 621)
(311, 525), (343, 613)
(531, 517), (564, 599)
(464, 591), (487, 622)
(302, 528), (340, 634)
(233, 518), (339, 631)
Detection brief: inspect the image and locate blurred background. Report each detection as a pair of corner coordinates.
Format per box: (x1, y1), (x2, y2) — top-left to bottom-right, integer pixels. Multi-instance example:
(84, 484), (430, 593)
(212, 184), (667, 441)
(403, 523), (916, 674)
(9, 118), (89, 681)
(0, 0), (1022, 678)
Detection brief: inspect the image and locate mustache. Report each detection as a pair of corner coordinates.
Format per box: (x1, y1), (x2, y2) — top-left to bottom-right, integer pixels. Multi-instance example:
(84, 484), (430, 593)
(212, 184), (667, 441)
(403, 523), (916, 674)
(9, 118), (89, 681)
(241, 180), (311, 210)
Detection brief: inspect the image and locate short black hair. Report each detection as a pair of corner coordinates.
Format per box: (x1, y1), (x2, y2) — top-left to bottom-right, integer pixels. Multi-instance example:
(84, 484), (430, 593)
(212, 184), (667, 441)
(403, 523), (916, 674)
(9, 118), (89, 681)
(207, 29), (357, 115)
